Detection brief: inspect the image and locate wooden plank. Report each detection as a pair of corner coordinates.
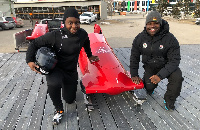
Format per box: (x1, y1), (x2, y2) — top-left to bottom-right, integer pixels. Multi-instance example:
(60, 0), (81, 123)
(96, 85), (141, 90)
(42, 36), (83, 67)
(54, 101), (67, 130)
(76, 82), (92, 129)
(87, 94), (105, 130)
(0, 53), (19, 78)
(0, 53), (24, 94)
(161, 78), (200, 110)
(115, 48), (144, 77)
(123, 92), (157, 130)
(152, 91), (194, 130)
(15, 74), (43, 130)
(0, 53), (13, 68)
(0, 61), (26, 108)
(1, 66), (36, 129)
(28, 76), (48, 130)
(0, 45), (199, 129)
(181, 54), (200, 76)
(0, 61), (29, 128)
(94, 93), (118, 129)
(114, 93), (149, 130)
(156, 81), (197, 128)
(179, 79), (200, 110)
(146, 94), (187, 129)
(113, 48), (130, 71)
(114, 46), (198, 129)
(41, 94), (54, 130)
(155, 81), (198, 129)
(104, 94), (131, 129)
(138, 101), (171, 130)
(40, 77), (54, 130)
(66, 101), (78, 130)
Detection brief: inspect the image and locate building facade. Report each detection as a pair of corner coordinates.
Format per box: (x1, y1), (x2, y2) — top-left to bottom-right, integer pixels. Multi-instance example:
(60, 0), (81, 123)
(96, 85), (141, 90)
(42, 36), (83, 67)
(14, 0), (107, 20)
(0, 0), (16, 17)
(112, 0), (195, 12)
(112, 0), (152, 12)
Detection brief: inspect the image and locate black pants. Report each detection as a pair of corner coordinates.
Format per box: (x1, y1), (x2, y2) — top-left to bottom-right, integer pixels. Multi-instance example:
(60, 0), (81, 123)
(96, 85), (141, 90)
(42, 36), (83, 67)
(143, 66), (184, 104)
(46, 67), (78, 111)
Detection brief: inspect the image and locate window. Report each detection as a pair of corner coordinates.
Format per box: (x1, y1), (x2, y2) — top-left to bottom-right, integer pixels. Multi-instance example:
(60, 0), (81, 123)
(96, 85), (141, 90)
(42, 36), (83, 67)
(137, 1), (140, 6)
(142, 1), (145, 6)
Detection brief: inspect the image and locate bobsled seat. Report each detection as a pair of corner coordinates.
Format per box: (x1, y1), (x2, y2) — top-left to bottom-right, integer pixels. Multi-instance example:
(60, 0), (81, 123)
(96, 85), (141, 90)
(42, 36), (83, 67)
(26, 24), (48, 40)
(47, 20), (62, 32)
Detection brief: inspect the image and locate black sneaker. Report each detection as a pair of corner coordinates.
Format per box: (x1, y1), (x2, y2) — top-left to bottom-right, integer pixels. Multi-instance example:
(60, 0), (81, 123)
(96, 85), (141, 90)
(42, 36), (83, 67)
(53, 110), (64, 125)
(165, 102), (175, 112)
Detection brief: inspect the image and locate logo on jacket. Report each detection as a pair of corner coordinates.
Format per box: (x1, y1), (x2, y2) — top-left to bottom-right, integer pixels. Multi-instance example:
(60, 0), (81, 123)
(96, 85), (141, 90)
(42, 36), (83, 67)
(159, 45), (164, 49)
(62, 35), (68, 39)
(143, 43), (147, 48)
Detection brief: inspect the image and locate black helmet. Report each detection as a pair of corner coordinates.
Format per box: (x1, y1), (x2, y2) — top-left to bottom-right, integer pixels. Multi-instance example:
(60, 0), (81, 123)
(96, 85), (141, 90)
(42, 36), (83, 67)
(35, 47), (57, 75)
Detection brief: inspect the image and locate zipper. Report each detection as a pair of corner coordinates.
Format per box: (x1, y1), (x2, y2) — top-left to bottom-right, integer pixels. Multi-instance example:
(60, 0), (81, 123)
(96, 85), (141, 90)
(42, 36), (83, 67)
(150, 37), (153, 58)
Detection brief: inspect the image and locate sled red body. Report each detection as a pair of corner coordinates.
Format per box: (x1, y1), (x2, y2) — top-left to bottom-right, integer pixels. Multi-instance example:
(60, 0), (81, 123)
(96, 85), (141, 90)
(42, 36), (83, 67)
(78, 24), (144, 95)
(26, 24), (49, 40)
(26, 20), (64, 40)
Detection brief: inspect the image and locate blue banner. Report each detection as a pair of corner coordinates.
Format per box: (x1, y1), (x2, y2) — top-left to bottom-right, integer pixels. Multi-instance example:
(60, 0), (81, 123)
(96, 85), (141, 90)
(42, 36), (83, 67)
(147, 0), (149, 11)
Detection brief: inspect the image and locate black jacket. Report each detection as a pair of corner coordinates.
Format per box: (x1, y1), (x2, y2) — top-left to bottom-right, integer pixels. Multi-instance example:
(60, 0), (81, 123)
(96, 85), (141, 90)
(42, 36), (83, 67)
(26, 27), (92, 72)
(130, 20), (181, 80)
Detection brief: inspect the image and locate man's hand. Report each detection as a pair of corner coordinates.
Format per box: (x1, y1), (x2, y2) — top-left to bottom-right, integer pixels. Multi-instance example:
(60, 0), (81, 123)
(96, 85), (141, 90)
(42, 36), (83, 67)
(28, 62), (41, 74)
(89, 55), (99, 63)
(131, 76), (142, 84)
(149, 75), (161, 84)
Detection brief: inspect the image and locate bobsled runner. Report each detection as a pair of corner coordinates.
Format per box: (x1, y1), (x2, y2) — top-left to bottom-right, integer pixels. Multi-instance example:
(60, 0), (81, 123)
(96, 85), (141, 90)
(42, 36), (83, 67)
(78, 24), (146, 109)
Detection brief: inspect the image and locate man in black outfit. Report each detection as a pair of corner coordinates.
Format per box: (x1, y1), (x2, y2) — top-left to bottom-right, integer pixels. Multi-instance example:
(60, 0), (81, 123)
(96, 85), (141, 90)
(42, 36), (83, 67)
(26, 8), (99, 124)
(130, 11), (184, 111)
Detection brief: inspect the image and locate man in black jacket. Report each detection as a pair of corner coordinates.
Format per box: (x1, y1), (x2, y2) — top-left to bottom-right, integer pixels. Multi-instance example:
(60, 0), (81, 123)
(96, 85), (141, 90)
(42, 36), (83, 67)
(26, 8), (99, 125)
(130, 11), (184, 111)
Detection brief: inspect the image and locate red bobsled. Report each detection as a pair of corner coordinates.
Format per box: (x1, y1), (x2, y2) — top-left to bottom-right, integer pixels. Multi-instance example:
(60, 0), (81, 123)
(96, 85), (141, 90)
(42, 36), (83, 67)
(26, 19), (64, 40)
(78, 24), (144, 95)
(26, 24), (49, 40)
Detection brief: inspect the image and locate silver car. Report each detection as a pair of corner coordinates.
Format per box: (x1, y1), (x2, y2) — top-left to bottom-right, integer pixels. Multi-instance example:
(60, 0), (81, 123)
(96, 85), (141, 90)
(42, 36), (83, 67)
(195, 18), (200, 25)
(0, 17), (15, 29)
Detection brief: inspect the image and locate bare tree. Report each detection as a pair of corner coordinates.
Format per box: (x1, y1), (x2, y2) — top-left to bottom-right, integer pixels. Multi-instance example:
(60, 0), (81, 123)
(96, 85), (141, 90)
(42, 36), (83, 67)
(156, 0), (170, 16)
(195, 0), (200, 17)
(106, 0), (113, 16)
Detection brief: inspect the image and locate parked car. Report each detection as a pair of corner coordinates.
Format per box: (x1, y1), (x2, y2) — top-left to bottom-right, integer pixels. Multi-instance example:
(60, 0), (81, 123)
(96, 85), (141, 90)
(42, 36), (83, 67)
(12, 17), (24, 27)
(39, 18), (53, 24)
(2, 16), (16, 28)
(80, 12), (97, 24)
(195, 18), (200, 25)
(0, 21), (7, 30)
(0, 17), (15, 29)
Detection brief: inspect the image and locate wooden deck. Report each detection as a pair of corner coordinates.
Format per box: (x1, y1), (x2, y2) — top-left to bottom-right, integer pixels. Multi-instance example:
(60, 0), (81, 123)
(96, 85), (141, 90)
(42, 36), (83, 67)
(0, 44), (200, 130)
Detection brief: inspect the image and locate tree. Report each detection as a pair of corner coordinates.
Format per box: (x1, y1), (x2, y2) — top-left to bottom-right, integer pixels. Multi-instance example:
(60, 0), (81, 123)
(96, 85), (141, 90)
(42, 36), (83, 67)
(183, 0), (191, 15)
(106, 0), (113, 16)
(156, 0), (170, 16)
(172, 1), (182, 17)
(195, 0), (200, 17)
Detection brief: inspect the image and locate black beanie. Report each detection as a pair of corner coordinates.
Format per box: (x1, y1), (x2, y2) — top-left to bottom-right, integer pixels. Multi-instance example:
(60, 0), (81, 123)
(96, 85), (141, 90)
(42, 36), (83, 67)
(63, 8), (79, 23)
(145, 11), (162, 25)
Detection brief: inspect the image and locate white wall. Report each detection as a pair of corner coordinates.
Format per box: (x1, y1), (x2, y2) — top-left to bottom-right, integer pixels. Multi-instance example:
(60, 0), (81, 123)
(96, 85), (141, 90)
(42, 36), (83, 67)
(0, 0), (15, 16)
(101, 1), (107, 19)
